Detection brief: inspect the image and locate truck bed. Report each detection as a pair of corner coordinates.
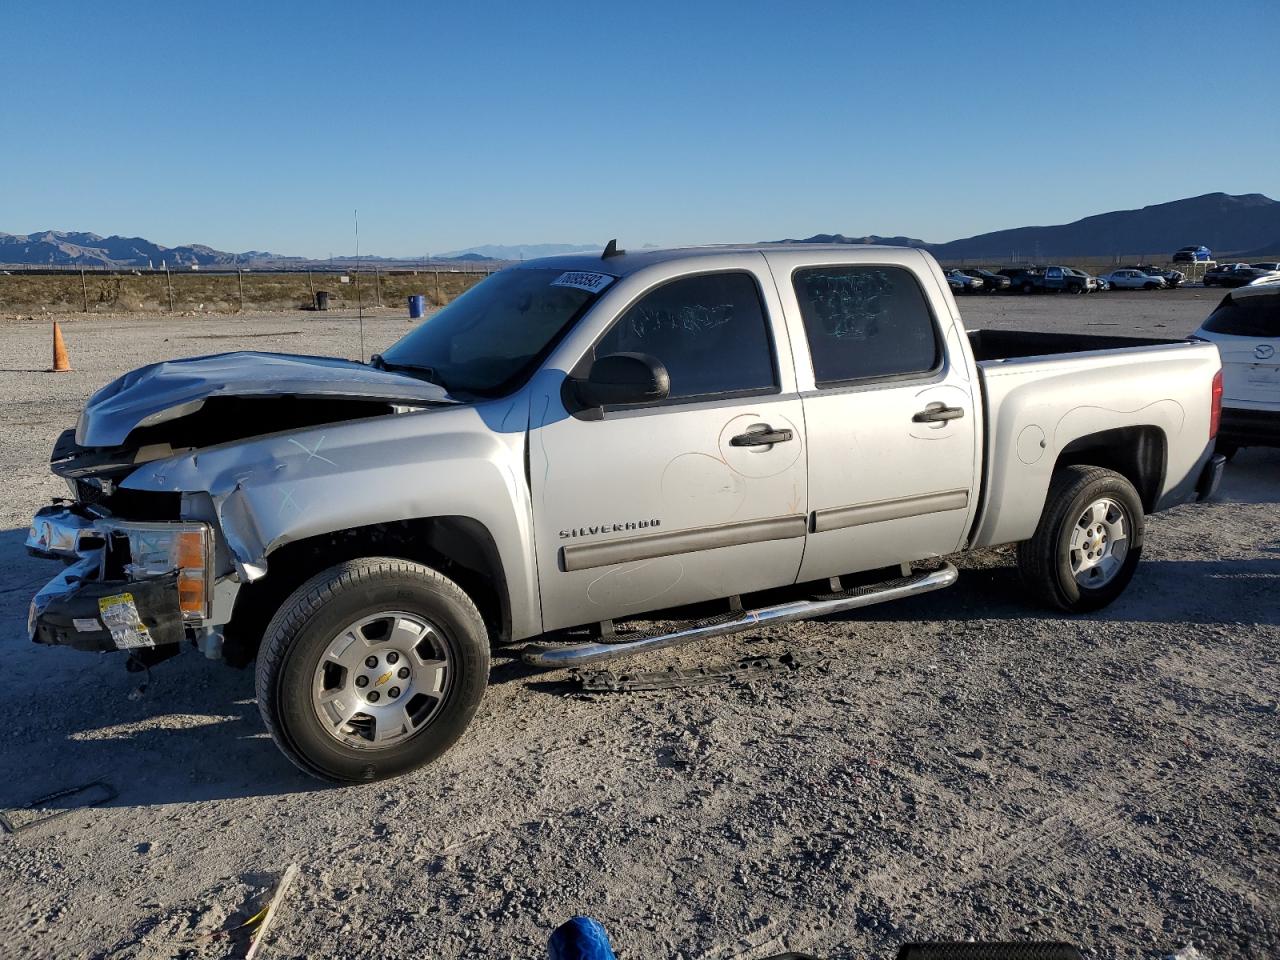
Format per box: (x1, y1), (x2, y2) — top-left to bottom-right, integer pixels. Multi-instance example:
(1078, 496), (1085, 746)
(965, 331), (1220, 551)
(967, 328), (1179, 362)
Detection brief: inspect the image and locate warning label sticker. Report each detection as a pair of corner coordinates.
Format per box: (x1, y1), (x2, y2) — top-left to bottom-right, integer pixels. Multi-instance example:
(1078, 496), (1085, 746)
(550, 271), (615, 294)
(97, 593), (154, 649)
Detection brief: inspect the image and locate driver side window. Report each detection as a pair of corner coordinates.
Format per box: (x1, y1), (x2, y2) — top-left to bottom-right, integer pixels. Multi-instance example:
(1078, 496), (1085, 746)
(592, 271), (778, 402)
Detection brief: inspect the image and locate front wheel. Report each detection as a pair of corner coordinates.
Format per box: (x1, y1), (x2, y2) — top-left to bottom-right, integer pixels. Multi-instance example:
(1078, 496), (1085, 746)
(1017, 466), (1145, 612)
(1144, 282), (1159, 290)
(255, 558), (490, 782)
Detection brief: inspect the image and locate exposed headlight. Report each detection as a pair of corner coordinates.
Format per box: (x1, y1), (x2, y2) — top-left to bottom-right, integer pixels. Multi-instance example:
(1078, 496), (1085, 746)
(106, 521), (213, 620)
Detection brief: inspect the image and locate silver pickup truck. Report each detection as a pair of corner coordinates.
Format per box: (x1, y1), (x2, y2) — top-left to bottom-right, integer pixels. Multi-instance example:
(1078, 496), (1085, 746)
(26, 244), (1225, 782)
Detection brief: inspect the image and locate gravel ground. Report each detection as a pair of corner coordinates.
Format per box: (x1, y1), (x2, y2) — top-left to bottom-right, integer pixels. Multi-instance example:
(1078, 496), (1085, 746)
(0, 289), (1276, 960)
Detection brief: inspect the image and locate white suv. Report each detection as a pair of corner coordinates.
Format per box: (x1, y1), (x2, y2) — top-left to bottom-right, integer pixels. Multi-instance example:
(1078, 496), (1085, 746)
(1102, 268), (1165, 290)
(1191, 282), (1280, 456)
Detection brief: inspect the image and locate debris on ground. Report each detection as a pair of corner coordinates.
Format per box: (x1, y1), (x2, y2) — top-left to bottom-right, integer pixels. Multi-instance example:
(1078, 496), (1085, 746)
(0, 780), (117, 834)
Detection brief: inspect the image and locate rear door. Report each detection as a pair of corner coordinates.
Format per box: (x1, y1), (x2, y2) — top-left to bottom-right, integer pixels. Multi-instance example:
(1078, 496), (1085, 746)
(527, 257), (808, 632)
(764, 250), (981, 582)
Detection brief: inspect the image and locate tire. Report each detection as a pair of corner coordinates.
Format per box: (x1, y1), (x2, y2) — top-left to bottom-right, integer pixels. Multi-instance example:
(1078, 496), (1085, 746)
(1144, 282), (1158, 290)
(255, 558), (490, 783)
(1016, 466), (1145, 613)
(1021, 282), (1034, 294)
(1070, 283), (1084, 294)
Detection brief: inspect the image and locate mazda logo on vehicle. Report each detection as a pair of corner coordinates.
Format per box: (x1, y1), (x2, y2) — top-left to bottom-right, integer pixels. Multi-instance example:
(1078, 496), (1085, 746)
(1255, 344), (1276, 360)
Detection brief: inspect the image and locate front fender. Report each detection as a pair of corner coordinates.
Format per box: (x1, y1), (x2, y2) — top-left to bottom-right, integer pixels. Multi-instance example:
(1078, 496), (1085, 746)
(121, 398), (542, 639)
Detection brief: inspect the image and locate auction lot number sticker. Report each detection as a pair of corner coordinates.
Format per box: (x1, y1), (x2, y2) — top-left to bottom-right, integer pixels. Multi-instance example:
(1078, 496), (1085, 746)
(551, 271), (615, 294)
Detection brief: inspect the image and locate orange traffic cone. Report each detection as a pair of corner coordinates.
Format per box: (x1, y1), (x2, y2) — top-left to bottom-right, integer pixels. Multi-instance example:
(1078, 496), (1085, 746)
(50, 322), (72, 373)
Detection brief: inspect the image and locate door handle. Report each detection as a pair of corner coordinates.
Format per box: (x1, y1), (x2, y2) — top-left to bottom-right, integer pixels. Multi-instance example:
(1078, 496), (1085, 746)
(730, 426), (794, 447)
(912, 403), (965, 423)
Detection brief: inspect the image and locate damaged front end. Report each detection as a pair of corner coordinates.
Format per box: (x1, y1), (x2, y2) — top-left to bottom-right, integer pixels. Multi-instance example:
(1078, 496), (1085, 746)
(27, 502), (214, 656)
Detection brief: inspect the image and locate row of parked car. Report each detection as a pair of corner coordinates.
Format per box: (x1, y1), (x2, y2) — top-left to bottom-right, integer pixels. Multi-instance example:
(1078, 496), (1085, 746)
(944, 261), (1280, 294)
(1202, 262), (1280, 287)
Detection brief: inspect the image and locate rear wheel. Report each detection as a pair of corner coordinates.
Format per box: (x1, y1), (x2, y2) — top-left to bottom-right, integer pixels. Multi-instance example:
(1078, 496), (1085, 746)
(1017, 466), (1145, 612)
(256, 558), (490, 782)
(1021, 281), (1034, 294)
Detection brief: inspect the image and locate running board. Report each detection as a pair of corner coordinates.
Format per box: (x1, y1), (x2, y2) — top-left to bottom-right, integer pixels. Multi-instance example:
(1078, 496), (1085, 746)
(521, 562), (959, 668)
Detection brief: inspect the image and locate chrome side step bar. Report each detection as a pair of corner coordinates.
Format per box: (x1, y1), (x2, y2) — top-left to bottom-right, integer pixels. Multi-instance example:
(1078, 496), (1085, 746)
(521, 562), (958, 668)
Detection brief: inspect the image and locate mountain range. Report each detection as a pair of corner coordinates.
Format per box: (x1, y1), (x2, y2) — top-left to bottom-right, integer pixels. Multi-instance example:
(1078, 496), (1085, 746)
(775, 193), (1280, 260)
(0, 230), (298, 268)
(437, 243), (602, 260)
(4, 193), (1278, 268)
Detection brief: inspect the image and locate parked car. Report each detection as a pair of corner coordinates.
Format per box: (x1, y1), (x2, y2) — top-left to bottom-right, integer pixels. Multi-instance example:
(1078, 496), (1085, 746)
(945, 268), (984, 293)
(1173, 245), (1213, 263)
(1250, 262), (1280, 272)
(1064, 267), (1098, 292)
(961, 268), (1012, 292)
(1041, 265), (1091, 294)
(26, 244), (1224, 781)
(1189, 281), (1280, 457)
(1101, 269), (1165, 290)
(998, 267), (1045, 294)
(1131, 264), (1185, 288)
(1093, 274), (1111, 291)
(1204, 263), (1279, 288)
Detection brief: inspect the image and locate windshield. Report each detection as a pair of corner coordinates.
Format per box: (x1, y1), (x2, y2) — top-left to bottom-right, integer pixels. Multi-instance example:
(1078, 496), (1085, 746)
(379, 267), (610, 394)
(1202, 294), (1280, 337)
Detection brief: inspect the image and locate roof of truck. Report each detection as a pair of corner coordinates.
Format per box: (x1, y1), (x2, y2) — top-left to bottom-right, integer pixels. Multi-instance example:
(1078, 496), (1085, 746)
(511, 243), (927, 277)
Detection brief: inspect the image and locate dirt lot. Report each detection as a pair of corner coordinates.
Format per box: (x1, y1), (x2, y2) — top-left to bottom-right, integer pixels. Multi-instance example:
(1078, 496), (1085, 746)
(0, 289), (1276, 960)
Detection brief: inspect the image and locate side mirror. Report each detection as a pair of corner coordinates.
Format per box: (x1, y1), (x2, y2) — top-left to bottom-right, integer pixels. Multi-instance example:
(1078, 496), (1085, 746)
(571, 352), (670, 410)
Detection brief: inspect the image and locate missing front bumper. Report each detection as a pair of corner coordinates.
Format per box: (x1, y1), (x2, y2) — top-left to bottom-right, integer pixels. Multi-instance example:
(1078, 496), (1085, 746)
(30, 570), (185, 652)
(27, 503), (188, 652)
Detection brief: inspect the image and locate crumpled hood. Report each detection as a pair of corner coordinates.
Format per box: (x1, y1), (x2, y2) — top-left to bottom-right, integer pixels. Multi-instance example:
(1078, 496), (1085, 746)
(77, 351), (454, 447)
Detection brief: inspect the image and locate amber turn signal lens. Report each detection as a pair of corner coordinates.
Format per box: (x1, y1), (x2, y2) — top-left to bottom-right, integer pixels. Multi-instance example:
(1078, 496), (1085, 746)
(177, 571), (206, 616)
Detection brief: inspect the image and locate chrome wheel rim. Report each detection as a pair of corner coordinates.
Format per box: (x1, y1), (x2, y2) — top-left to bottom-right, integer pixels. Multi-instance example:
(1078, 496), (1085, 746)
(1069, 497), (1129, 588)
(312, 611), (451, 749)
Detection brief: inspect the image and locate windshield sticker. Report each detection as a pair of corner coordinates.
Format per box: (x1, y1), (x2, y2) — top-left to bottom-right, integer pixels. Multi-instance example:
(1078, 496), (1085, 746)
(550, 271), (615, 294)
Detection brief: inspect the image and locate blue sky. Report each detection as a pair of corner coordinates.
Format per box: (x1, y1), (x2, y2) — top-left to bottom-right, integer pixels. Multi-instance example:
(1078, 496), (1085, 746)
(3, 0), (1277, 257)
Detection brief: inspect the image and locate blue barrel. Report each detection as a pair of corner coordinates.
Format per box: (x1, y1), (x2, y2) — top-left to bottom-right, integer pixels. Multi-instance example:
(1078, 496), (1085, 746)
(408, 294), (426, 319)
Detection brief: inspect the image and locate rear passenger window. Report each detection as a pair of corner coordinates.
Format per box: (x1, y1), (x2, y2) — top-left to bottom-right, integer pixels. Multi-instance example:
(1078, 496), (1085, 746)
(593, 272), (777, 401)
(792, 265), (941, 385)
(1202, 295), (1279, 338)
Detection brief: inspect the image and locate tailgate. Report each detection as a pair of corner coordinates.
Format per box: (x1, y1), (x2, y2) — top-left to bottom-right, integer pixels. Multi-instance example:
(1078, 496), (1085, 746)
(1212, 336), (1280, 404)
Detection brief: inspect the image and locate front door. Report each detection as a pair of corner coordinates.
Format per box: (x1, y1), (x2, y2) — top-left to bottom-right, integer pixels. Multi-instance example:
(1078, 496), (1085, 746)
(528, 264), (807, 633)
(766, 252), (981, 582)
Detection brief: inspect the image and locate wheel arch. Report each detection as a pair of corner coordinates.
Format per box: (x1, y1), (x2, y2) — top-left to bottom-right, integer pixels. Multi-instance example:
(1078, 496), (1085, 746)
(224, 516), (512, 666)
(1052, 425), (1167, 512)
